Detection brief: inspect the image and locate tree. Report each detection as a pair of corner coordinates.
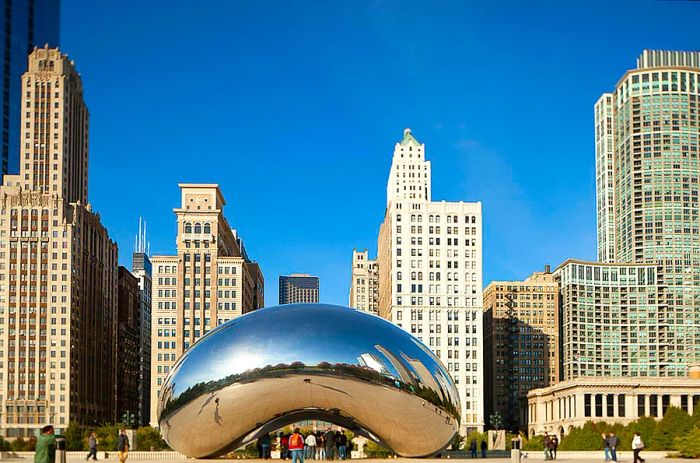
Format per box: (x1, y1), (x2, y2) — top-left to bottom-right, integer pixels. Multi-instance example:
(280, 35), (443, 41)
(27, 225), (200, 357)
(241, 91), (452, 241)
(489, 412), (505, 430)
(650, 406), (694, 450)
(64, 421), (86, 451)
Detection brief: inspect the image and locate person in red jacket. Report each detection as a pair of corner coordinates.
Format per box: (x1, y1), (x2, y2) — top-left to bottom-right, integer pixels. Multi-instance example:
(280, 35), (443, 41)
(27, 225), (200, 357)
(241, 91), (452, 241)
(288, 428), (305, 463)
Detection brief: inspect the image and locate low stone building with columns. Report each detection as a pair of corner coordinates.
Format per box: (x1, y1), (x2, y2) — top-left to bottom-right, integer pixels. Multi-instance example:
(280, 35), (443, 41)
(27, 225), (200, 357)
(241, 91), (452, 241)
(527, 373), (700, 438)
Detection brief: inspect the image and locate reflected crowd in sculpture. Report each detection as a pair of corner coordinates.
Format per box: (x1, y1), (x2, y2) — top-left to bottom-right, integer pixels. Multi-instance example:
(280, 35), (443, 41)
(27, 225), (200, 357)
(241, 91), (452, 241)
(158, 304), (460, 458)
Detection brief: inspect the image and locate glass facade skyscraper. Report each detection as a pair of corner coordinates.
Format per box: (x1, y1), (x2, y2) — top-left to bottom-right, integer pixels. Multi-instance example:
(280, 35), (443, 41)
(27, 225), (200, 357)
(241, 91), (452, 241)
(0, 0), (60, 176)
(595, 50), (700, 377)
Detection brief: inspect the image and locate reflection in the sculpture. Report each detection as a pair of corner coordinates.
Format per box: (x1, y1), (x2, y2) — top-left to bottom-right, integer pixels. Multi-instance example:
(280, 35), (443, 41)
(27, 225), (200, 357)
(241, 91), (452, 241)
(158, 304), (460, 458)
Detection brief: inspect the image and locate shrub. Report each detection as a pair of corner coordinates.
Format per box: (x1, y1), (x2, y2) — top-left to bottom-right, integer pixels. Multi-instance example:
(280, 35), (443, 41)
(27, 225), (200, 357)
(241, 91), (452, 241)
(136, 426), (169, 451)
(0, 436), (10, 451)
(558, 421), (605, 450)
(365, 440), (393, 458)
(650, 406), (694, 450)
(94, 423), (120, 451)
(522, 435), (544, 451)
(10, 437), (35, 451)
(64, 421), (86, 451)
(674, 428), (700, 459)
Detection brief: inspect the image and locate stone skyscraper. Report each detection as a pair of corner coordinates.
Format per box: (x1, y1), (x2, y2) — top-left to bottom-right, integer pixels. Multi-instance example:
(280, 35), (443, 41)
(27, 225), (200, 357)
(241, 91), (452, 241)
(595, 50), (700, 376)
(0, 47), (118, 437)
(483, 267), (560, 429)
(375, 129), (484, 433)
(349, 249), (379, 315)
(150, 184), (264, 426)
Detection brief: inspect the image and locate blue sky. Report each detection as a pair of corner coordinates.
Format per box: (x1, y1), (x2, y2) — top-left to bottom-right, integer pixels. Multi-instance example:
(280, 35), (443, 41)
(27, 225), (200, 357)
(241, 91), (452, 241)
(61, 0), (699, 306)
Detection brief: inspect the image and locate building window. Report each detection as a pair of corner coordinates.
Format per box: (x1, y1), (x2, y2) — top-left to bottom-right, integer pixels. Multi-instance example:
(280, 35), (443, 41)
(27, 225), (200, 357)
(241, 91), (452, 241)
(618, 394), (625, 417)
(680, 395), (688, 413)
(662, 395), (670, 416)
(638, 395), (645, 417)
(584, 394), (591, 417)
(595, 394), (603, 417)
(650, 395), (658, 417)
(606, 394), (614, 417)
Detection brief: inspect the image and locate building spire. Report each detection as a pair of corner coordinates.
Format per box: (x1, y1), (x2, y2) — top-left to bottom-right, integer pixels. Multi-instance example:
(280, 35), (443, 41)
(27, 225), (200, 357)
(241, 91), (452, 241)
(135, 217), (148, 254)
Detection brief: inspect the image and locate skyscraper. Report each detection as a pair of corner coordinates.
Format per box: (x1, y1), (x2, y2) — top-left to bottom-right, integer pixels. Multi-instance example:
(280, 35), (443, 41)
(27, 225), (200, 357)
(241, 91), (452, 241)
(375, 129), (484, 434)
(116, 266), (141, 424)
(149, 184), (264, 426)
(278, 274), (319, 304)
(349, 249), (379, 315)
(132, 219), (152, 426)
(595, 50), (700, 376)
(1, 0), (60, 176)
(483, 266), (560, 429)
(0, 47), (118, 437)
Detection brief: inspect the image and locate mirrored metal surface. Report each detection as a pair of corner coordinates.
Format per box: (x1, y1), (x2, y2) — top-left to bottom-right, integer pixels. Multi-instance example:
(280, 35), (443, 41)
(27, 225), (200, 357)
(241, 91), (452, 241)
(158, 303), (460, 458)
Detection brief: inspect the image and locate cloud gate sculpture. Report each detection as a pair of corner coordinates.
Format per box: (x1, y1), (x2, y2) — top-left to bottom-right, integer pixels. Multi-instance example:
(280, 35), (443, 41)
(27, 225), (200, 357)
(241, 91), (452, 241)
(158, 304), (460, 458)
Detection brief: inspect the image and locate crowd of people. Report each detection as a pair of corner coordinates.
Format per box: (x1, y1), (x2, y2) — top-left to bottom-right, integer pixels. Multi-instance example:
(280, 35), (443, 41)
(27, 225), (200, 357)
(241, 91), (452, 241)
(257, 428), (351, 462)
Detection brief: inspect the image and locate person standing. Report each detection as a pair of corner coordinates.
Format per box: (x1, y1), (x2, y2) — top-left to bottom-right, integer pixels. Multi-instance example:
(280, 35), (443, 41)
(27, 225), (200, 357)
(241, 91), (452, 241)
(336, 432), (348, 460)
(470, 439), (477, 458)
(289, 428), (305, 463)
(607, 432), (619, 462)
(35, 425), (56, 463)
(543, 433), (551, 461)
(316, 433), (325, 460)
(480, 439), (487, 458)
(324, 428), (335, 461)
(305, 432), (317, 460)
(117, 429), (130, 463)
(280, 433), (289, 460)
(550, 435), (558, 460)
(602, 433), (610, 462)
(86, 432), (99, 461)
(260, 433), (272, 460)
(632, 432), (645, 463)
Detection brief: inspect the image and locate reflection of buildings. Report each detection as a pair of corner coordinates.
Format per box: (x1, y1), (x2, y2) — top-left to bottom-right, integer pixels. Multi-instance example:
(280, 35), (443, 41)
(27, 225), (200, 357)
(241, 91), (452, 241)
(0, 48), (119, 437)
(357, 129), (484, 433)
(150, 184), (265, 426)
(483, 267), (560, 429)
(349, 250), (379, 315)
(357, 353), (390, 376)
(279, 274), (319, 304)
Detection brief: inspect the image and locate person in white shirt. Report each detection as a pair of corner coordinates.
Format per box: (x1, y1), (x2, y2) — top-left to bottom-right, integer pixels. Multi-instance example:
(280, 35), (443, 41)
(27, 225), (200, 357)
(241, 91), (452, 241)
(632, 432), (645, 463)
(305, 433), (317, 460)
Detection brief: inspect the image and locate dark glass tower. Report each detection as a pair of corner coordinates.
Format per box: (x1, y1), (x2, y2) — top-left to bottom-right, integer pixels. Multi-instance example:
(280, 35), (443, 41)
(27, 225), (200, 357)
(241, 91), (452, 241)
(0, 0), (60, 176)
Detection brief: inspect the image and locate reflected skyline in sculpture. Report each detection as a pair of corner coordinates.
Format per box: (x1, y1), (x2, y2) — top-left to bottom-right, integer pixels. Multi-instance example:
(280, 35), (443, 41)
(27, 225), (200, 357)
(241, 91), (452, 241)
(158, 304), (460, 458)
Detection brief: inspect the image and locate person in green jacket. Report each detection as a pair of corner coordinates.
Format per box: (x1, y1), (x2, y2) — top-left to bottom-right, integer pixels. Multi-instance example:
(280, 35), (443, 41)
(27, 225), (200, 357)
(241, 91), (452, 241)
(34, 425), (56, 463)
